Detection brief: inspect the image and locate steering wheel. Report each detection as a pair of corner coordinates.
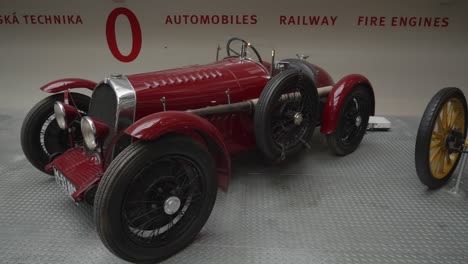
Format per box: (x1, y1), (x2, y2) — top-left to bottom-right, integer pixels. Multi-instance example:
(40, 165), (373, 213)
(226, 37), (263, 64)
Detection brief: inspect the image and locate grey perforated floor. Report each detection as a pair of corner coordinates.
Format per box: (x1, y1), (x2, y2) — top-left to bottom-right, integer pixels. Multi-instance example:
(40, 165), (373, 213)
(1, 110), (467, 264)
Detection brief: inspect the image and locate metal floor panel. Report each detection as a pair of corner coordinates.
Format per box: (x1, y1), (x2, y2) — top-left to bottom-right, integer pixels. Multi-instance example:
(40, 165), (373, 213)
(0, 111), (467, 264)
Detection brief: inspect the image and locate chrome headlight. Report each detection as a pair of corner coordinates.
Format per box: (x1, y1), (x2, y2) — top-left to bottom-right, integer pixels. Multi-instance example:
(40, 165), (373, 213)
(54, 101), (79, 130)
(54, 102), (67, 129)
(81, 116), (97, 150)
(80, 116), (109, 151)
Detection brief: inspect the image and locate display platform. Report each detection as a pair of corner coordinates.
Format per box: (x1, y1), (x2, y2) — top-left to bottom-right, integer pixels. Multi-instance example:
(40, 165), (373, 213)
(1, 111), (467, 264)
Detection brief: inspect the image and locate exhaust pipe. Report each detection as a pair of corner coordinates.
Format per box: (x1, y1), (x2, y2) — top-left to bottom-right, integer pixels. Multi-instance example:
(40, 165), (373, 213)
(187, 86), (333, 116)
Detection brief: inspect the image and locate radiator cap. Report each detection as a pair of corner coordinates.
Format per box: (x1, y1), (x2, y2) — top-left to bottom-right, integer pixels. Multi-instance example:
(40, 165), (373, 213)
(110, 73), (123, 78)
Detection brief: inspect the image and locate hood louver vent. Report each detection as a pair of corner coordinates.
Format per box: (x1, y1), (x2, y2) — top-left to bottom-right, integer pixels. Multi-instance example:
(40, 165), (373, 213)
(143, 70), (224, 89)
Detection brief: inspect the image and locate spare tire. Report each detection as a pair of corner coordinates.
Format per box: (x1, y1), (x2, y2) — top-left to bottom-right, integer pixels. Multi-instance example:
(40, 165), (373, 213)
(278, 58), (317, 83)
(254, 69), (319, 162)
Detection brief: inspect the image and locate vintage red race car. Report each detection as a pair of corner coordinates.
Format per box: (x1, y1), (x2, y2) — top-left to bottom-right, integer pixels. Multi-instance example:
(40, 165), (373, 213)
(21, 37), (375, 263)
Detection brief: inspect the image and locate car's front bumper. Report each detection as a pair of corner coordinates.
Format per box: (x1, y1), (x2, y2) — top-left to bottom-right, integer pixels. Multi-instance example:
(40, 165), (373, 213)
(46, 148), (103, 202)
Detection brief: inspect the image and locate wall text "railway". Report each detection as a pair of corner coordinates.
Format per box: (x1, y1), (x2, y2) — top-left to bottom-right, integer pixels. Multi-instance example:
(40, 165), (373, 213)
(279, 16), (338, 26)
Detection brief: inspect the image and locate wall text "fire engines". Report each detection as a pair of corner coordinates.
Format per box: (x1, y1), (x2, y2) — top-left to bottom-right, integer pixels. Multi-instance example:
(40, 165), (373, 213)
(357, 16), (449, 27)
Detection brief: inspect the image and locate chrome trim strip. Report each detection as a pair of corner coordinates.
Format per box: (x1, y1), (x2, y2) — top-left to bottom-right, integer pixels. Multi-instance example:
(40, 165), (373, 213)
(270, 49), (275, 75)
(106, 75), (136, 159)
(105, 75), (137, 132)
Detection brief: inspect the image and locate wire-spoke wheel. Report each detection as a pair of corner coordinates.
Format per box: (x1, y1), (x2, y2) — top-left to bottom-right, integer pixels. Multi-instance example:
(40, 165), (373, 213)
(270, 89), (312, 150)
(95, 135), (217, 263)
(327, 86), (371, 156)
(20, 93), (89, 174)
(123, 155), (205, 247)
(416, 87), (467, 188)
(254, 69), (319, 162)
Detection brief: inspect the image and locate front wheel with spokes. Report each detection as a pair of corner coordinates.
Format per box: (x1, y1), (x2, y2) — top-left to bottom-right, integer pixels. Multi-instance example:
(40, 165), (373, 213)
(415, 87), (467, 189)
(254, 69), (319, 162)
(94, 136), (217, 263)
(20, 93), (90, 174)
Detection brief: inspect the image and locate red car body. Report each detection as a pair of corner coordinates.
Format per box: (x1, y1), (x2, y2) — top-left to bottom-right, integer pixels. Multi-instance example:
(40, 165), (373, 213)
(21, 39), (377, 262)
(40, 57), (374, 202)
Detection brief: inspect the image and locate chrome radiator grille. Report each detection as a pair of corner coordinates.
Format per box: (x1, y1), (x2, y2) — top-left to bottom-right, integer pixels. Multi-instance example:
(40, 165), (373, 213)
(87, 76), (136, 160)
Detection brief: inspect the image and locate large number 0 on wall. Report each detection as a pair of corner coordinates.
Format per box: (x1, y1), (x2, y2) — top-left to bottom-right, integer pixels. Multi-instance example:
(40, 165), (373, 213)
(106, 7), (142, 63)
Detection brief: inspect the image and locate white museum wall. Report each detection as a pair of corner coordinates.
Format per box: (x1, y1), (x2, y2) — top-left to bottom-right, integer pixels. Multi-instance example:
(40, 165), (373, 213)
(0, 0), (467, 116)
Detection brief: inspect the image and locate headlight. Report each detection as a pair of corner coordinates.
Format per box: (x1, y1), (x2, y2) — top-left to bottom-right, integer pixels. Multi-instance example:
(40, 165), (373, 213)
(81, 116), (97, 150)
(54, 101), (79, 130)
(54, 102), (67, 129)
(81, 116), (109, 151)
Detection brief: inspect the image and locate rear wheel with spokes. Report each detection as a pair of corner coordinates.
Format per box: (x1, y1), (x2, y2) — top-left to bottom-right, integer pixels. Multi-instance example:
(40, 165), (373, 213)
(415, 87), (467, 188)
(95, 135), (217, 263)
(327, 86), (372, 156)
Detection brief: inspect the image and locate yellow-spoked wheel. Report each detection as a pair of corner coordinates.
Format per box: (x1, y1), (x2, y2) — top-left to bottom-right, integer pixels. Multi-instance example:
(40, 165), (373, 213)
(429, 98), (465, 178)
(415, 87), (467, 189)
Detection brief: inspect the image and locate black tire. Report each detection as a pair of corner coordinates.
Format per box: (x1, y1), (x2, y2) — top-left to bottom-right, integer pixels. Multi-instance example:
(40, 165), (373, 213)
(326, 86), (372, 156)
(95, 135), (217, 263)
(277, 58), (316, 82)
(20, 93), (90, 174)
(254, 69), (319, 162)
(415, 87), (467, 189)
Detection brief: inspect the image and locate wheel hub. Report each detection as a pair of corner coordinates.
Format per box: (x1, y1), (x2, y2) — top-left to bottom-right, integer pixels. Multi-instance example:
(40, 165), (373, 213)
(446, 129), (464, 154)
(355, 116), (362, 127)
(294, 112), (304, 126)
(164, 196), (181, 215)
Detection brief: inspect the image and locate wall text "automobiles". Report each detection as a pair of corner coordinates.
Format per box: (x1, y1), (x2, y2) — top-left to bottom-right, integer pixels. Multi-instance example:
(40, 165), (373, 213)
(165, 15), (257, 25)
